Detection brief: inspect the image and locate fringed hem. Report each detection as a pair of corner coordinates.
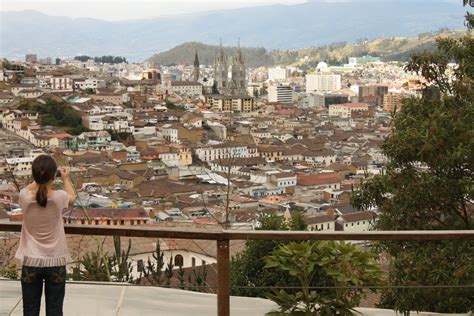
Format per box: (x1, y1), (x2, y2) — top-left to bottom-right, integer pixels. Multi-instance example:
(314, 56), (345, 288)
(23, 256), (69, 267)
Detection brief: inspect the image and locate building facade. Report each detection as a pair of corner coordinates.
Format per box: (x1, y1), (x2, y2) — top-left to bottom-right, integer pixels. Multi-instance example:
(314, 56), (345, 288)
(305, 74), (342, 92)
(268, 85), (294, 103)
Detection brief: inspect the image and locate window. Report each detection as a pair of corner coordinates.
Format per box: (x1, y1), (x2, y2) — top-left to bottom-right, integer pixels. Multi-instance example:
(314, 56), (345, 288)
(191, 257), (196, 267)
(120, 220), (125, 225)
(351, 223), (354, 226)
(113, 220), (118, 225)
(95, 220), (99, 225)
(202, 260), (206, 266)
(175, 255), (184, 267)
(106, 220), (111, 225)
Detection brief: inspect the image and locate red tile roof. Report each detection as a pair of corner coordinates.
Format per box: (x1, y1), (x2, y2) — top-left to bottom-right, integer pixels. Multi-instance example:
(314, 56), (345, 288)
(297, 172), (341, 186)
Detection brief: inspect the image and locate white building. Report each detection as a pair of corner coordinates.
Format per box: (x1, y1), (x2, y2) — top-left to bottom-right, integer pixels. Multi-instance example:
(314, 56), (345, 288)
(50, 76), (73, 92)
(195, 143), (258, 162)
(328, 102), (373, 119)
(268, 67), (291, 81)
(74, 78), (106, 91)
(340, 211), (377, 232)
(305, 73), (341, 92)
(5, 156), (34, 176)
(271, 172), (297, 190)
(167, 81), (203, 96)
(268, 85), (294, 103)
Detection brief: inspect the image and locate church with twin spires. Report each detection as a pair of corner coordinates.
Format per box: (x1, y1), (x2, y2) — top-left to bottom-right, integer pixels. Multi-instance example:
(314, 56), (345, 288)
(211, 40), (248, 96)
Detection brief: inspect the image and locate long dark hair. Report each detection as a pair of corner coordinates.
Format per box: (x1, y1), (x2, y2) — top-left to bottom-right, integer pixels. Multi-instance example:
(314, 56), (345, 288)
(31, 155), (58, 207)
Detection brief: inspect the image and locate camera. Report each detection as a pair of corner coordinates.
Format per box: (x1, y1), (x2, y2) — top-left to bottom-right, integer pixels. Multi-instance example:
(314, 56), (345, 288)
(56, 170), (62, 178)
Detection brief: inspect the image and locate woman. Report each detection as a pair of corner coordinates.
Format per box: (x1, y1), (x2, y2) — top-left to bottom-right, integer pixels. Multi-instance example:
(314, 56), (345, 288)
(15, 155), (76, 316)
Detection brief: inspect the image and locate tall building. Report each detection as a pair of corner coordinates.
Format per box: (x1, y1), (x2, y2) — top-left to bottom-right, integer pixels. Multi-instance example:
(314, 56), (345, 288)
(268, 67), (291, 81)
(359, 85), (388, 106)
(213, 40), (248, 96)
(192, 50), (200, 82)
(268, 85), (293, 103)
(383, 92), (404, 113)
(305, 74), (341, 92)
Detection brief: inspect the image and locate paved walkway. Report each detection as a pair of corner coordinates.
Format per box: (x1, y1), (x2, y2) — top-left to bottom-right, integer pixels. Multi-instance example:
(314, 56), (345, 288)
(0, 280), (277, 315)
(1, 280), (470, 315)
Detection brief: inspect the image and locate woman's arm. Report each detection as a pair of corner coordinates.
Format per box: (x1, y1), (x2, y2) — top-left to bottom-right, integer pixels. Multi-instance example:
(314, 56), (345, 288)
(59, 167), (76, 206)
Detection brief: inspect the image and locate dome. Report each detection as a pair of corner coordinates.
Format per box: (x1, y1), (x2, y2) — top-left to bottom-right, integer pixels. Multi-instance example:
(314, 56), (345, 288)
(316, 61), (328, 69)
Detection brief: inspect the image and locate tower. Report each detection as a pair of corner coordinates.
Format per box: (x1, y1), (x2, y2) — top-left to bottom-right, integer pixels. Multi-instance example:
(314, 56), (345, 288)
(213, 40), (229, 94)
(230, 38), (247, 96)
(192, 50), (200, 82)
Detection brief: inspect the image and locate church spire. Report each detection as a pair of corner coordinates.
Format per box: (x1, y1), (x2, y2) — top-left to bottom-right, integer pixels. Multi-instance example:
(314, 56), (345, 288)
(236, 37), (244, 64)
(193, 49), (200, 82)
(193, 50), (199, 68)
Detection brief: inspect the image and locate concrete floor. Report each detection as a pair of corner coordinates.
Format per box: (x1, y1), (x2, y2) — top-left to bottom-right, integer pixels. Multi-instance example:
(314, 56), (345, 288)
(0, 279), (277, 316)
(1, 280), (470, 316)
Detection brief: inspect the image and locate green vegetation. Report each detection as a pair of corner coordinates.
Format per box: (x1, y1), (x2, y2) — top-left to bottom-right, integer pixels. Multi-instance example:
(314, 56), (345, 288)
(83, 88), (95, 95)
(147, 30), (467, 69)
(148, 41), (273, 68)
(264, 241), (382, 315)
(107, 130), (135, 146)
(352, 14), (474, 314)
(164, 100), (186, 111)
(72, 237), (208, 291)
(18, 99), (83, 134)
(230, 212), (308, 298)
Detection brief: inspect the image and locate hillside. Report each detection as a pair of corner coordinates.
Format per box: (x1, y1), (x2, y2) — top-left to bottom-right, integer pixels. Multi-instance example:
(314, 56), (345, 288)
(147, 42), (273, 68)
(148, 29), (467, 68)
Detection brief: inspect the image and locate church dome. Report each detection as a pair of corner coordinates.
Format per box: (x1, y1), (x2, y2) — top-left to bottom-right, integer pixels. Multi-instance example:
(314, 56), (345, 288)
(316, 61), (328, 69)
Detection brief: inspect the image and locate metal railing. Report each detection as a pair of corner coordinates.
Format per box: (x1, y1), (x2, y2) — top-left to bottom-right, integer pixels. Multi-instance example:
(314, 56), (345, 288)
(1, 222), (474, 316)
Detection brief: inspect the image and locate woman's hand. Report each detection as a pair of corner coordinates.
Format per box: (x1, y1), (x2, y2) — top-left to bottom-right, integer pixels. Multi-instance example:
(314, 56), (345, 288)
(59, 167), (70, 181)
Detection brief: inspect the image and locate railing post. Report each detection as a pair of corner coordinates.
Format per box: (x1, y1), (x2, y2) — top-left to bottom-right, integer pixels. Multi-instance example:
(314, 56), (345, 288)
(217, 239), (230, 316)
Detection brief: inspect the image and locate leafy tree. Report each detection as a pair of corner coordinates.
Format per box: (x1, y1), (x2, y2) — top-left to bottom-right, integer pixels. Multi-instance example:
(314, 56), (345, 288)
(68, 125), (90, 136)
(17, 99), (82, 129)
(264, 241), (382, 315)
(230, 212), (307, 297)
(83, 88), (95, 95)
(108, 130), (135, 146)
(352, 13), (474, 314)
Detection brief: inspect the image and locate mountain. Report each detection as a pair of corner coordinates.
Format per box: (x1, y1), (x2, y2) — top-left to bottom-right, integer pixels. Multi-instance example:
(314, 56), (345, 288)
(148, 29), (467, 68)
(0, 1), (468, 62)
(147, 42), (273, 68)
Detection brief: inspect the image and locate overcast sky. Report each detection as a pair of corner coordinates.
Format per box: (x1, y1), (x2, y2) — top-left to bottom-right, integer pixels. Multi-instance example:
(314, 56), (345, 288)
(1, 0), (309, 21)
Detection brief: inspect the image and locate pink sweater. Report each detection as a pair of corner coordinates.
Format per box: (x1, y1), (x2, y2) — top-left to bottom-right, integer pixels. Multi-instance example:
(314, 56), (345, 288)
(15, 188), (71, 267)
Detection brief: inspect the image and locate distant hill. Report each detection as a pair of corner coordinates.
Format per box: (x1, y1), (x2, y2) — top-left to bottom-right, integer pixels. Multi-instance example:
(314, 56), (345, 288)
(0, 0), (468, 62)
(147, 42), (273, 68)
(148, 29), (467, 68)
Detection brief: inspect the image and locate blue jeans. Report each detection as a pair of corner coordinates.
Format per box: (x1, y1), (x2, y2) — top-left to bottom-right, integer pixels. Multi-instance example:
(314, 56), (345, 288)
(21, 265), (66, 316)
